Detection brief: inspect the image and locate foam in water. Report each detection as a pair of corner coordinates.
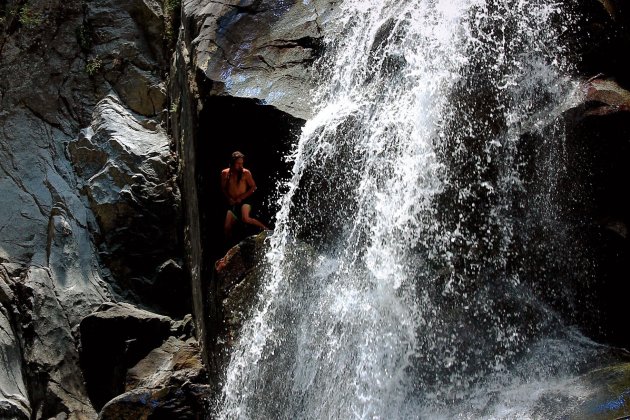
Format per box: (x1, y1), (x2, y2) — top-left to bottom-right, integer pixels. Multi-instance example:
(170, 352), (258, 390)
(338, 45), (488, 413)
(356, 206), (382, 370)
(216, 0), (626, 418)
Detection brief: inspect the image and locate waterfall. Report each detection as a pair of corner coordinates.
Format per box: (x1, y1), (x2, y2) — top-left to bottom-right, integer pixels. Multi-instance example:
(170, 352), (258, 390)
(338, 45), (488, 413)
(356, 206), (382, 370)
(217, 0), (623, 418)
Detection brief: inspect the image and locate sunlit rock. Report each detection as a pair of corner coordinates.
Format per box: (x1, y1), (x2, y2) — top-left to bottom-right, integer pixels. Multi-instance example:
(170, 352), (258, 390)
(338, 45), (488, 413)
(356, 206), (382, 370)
(87, 0), (168, 117)
(584, 77), (630, 116)
(96, 334), (210, 419)
(68, 93), (184, 314)
(181, 0), (336, 120)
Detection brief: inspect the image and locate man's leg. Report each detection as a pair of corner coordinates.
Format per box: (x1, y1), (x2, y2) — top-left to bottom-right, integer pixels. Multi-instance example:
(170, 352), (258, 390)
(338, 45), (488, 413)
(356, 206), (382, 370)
(224, 210), (237, 239)
(241, 204), (268, 230)
(217, 210), (238, 271)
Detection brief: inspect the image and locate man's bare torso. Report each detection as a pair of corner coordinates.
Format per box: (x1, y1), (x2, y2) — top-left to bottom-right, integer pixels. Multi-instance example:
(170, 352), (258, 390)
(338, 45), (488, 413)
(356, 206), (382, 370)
(221, 168), (252, 201)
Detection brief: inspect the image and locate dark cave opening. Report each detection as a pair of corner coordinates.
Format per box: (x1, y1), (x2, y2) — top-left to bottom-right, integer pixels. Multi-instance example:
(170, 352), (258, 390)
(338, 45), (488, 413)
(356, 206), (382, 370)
(195, 94), (304, 265)
(579, 111), (630, 348)
(563, 107), (630, 349)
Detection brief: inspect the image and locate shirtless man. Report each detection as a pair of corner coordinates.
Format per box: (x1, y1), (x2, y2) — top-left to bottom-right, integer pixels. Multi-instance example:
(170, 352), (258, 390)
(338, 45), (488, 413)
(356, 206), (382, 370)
(221, 151), (268, 239)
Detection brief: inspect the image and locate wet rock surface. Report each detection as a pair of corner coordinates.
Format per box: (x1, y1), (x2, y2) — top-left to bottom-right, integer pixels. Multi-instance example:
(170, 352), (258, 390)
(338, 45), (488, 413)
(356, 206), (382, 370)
(214, 232), (270, 352)
(212, 231), (318, 382)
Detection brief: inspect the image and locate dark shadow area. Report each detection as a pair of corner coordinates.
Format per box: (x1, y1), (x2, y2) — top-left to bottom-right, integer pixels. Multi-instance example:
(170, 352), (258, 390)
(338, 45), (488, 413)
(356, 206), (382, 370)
(566, 0), (630, 87)
(195, 92), (304, 265)
(79, 304), (173, 411)
(563, 107), (630, 349)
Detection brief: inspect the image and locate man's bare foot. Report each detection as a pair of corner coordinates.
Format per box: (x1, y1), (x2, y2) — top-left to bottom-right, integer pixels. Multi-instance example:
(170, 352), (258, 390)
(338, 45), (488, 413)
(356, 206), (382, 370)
(215, 257), (227, 272)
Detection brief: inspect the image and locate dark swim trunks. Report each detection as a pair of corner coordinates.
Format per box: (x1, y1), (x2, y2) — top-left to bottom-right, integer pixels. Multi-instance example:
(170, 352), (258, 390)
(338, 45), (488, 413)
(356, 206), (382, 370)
(227, 200), (251, 220)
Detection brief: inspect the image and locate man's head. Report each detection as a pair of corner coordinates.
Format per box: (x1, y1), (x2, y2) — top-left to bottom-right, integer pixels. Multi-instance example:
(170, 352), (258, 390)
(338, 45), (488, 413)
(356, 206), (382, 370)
(230, 151), (245, 181)
(230, 151), (245, 170)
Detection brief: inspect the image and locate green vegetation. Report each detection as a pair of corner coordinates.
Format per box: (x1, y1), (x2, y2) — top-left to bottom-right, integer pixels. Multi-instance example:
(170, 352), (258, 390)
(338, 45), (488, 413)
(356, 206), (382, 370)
(169, 99), (179, 114)
(0, 3), (44, 29)
(164, 0), (180, 13)
(18, 5), (43, 28)
(85, 56), (102, 76)
(163, 0), (181, 47)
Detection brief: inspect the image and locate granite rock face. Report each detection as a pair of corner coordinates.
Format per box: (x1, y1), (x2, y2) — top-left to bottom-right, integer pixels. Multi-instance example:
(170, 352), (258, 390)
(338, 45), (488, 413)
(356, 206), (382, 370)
(0, 277), (29, 420)
(180, 0), (337, 120)
(97, 336), (210, 419)
(67, 93), (186, 316)
(1, 1), (112, 416)
(77, 302), (210, 418)
(1, 0), (188, 417)
(2, 0), (630, 418)
(85, 0), (168, 117)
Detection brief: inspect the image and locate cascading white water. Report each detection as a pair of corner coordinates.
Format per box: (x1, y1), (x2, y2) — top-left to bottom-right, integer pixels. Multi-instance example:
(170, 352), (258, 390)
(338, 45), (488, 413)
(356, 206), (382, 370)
(216, 0), (626, 418)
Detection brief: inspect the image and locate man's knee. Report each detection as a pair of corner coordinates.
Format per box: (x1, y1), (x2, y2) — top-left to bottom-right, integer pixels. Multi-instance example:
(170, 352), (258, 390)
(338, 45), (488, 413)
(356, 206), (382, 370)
(224, 213), (236, 228)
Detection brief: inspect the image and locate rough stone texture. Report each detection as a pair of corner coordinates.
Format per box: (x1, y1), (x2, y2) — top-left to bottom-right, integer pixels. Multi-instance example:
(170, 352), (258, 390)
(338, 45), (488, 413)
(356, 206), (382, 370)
(18, 267), (98, 419)
(79, 302), (173, 411)
(67, 93), (186, 316)
(212, 232), (271, 380)
(1, 0), (186, 417)
(181, 0), (337, 120)
(125, 337), (205, 390)
(87, 0), (168, 117)
(584, 77), (630, 115)
(96, 334), (210, 419)
(215, 231), (270, 295)
(0, 0), (110, 399)
(0, 0), (628, 417)
(212, 231), (318, 381)
(0, 276), (29, 420)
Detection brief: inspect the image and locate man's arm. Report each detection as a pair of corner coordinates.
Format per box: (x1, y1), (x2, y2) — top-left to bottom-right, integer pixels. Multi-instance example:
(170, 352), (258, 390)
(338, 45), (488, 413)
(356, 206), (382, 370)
(237, 170), (257, 202)
(221, 170), (235, 204)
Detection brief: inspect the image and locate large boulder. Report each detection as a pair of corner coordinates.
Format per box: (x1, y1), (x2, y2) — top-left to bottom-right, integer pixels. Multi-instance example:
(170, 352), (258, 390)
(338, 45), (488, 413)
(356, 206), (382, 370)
(98, 336), (210, 419)
(181, 0), (337, 120)
(79, 302), (174, 410)
(68, 93), (187, 316)
(77, 302), (211, 418)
